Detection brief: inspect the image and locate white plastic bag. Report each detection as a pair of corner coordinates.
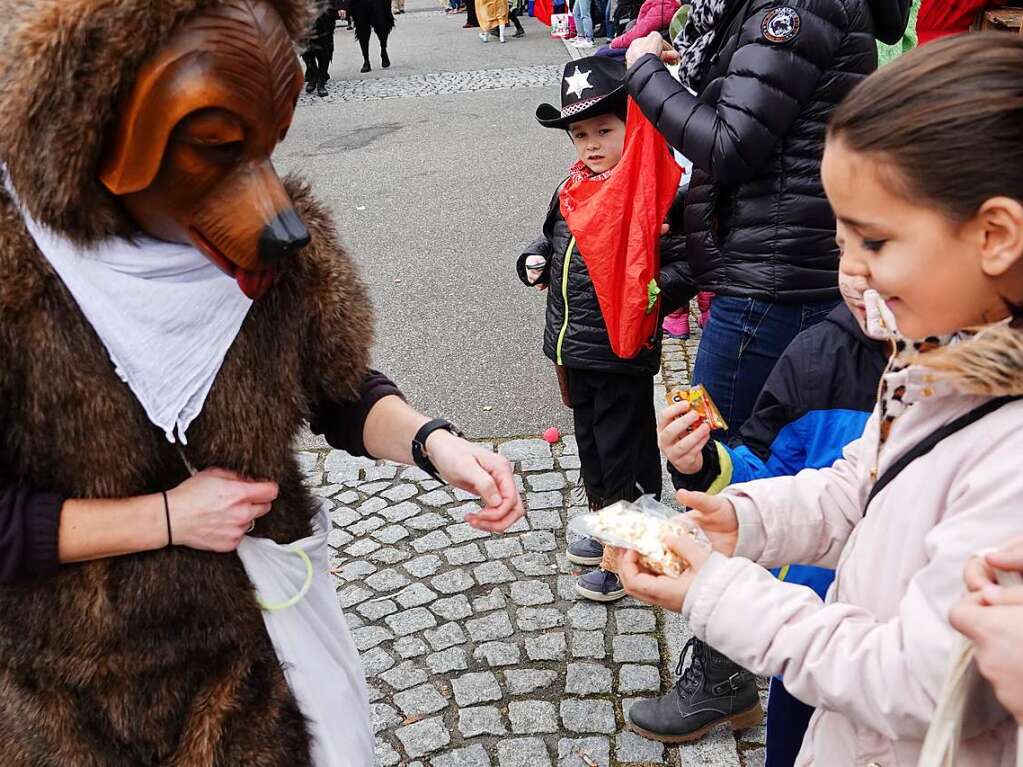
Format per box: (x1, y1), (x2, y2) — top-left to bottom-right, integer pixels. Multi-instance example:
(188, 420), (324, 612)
(237, 502), (374, 767)
(918, 566), (1023, 767)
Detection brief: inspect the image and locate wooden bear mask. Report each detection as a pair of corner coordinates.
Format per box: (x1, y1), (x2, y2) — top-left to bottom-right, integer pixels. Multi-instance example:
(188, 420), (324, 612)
(98, 0), (307, 299)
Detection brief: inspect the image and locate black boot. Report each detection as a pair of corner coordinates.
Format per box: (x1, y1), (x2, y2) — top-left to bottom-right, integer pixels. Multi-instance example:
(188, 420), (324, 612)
(627, 638), (762, 743)
(305, 80), (316, 94)
(381, 49), (390, 68)
(316, 79), (328, 97)
(360, 60), (371, 73)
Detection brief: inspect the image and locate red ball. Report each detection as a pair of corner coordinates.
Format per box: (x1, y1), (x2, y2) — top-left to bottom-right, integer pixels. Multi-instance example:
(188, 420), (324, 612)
(542, 427), (560, 444)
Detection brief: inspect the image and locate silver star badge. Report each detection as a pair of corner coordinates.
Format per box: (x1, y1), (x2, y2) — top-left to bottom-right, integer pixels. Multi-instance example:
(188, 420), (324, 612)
(564, 68), (593, 99)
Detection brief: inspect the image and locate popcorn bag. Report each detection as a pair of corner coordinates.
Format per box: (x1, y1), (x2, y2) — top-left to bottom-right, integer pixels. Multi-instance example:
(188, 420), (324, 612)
(569, 496), (711, 577)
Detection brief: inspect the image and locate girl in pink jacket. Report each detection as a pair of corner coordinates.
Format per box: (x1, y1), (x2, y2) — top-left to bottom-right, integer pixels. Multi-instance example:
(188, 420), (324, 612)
(608, 0), (679, 49)
(619, 33), (1023, 767)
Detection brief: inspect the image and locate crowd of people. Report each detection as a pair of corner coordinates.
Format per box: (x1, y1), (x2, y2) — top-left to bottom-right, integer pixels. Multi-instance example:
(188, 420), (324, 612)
(516, 1), (1023, 765)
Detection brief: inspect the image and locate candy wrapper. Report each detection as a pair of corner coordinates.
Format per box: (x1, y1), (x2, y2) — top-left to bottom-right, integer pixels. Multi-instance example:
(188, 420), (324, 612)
(569, 496), (711, 577)
(665, 384), (728, 431)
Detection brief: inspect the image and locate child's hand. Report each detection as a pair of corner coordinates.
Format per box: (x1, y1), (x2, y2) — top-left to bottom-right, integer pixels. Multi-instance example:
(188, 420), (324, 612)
(618, 525), (713, 612)
(657, 400), (711, 475)
(676, 489), (738, 556)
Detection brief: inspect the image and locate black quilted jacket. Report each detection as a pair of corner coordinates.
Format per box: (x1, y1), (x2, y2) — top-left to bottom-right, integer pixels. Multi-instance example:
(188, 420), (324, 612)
(626, 0), (909, 303)
(517, 184), (694, 377)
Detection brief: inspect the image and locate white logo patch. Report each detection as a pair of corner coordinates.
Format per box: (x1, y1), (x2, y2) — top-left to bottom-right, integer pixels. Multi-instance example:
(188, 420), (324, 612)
(762, 7), (801, 43)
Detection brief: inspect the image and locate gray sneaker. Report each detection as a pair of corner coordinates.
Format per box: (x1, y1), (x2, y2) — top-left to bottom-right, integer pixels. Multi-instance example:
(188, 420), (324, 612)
(567, 536), (604, 566)
(575, 568), (626, 602)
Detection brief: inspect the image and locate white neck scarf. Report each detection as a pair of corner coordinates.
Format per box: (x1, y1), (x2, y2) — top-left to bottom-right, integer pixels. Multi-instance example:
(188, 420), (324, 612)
(8, 180), (252, 443)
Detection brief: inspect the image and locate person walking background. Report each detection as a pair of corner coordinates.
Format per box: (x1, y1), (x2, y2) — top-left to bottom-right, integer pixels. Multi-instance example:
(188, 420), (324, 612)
(350, 0), (394, 71)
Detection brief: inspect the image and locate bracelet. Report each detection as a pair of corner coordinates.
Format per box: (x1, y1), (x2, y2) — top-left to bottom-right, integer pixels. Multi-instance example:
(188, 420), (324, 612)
(162, 491), (173, 547)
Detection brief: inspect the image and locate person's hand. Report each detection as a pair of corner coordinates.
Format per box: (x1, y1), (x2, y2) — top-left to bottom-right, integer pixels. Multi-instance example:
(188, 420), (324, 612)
(425, 431), (525, 532)
(950, 589), (1023, 724)
(166, 468), (278, 552)
(618, 523), (713, 612)
(626, 32), (680, 68)
(963, 537), (1023, 603)
(658, 400), (711, 475)
(675, 489), (738, 556)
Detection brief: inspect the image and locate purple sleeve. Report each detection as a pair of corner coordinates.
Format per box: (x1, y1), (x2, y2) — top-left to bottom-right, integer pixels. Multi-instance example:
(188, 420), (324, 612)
(0, 486), (63, 582)
(309, 370), (406, 457)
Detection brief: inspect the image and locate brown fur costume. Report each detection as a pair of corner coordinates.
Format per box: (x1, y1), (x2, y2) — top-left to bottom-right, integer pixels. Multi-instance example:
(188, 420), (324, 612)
(0, 1), (375, 764)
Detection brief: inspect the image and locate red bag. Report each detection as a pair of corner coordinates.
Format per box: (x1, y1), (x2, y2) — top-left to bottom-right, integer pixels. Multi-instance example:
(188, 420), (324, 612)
(559, 98), (682, 359)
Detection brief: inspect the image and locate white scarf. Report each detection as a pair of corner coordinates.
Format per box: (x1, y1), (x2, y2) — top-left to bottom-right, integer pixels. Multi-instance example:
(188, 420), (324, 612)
(673, 0), (730, 92)
(8, 181), (252, 443)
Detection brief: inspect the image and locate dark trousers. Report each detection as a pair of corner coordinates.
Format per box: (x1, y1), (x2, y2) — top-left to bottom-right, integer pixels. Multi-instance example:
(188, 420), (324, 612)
(509, 8), (524, 31)
(566, 367), (661, 504)
(466, 0), (480, 26)
(692, 296), (838, 431)
(302, 50), (332, 84)
(354, 17), (390, 62)
(766, 677), (814, 767)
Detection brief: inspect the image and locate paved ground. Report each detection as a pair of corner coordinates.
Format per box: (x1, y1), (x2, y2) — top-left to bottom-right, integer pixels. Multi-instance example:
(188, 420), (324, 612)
(279, 6), (768, 764)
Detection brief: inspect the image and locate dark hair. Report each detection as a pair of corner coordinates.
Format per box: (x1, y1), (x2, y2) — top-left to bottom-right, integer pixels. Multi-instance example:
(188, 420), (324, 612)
(828, 33), (1023, 223)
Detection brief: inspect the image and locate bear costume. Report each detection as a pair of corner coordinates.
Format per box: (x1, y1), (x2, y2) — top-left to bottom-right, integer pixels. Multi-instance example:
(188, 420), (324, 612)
(0, 0), (382, 763)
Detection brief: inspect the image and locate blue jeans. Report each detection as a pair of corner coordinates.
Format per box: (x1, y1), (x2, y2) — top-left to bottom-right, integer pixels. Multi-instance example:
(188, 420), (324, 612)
(692, 297), (838, 431)
(572, 0), (593, 40)
(766, 677), (814, 767)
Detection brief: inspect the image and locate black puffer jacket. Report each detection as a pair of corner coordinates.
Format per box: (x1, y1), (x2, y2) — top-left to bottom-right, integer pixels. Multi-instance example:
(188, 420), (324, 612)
(626, 0), (909, 303)
(518, 183), (693, 377)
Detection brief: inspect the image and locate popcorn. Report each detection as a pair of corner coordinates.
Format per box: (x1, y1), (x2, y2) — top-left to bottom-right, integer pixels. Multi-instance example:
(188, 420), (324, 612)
(665, 384), (728, 431)
(585, 502), (706, 577)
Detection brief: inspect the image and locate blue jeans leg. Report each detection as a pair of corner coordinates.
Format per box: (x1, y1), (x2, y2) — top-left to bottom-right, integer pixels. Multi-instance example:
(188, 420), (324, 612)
(692, 297), (838, 431)
(573, 0), (593, 39)
(766, 677), (815, 767)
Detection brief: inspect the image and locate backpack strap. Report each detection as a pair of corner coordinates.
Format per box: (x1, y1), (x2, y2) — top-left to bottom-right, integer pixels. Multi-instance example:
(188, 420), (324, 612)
(865, 395), (1023, 513)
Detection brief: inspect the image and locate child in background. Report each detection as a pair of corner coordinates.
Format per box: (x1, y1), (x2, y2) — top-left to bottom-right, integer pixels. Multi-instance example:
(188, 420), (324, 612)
(618, 34), (1023, 765)
(519, 57), (692, 602)
(643, 268), (889, 763)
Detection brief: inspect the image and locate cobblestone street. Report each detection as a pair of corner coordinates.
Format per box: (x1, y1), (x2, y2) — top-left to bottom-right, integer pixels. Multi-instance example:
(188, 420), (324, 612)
(300, 324), (767, 767)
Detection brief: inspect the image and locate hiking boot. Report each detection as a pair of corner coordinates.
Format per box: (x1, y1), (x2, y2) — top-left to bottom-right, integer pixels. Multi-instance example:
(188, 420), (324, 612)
(576, 568), (625, 602)
(627, 638), (762, 743)
(567, 536), (604, 566)
(316, 81), (328, 97)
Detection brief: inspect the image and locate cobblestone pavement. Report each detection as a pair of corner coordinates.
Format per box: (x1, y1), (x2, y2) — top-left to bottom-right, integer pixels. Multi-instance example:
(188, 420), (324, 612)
(302, 314), (767, 767)
(297, 65), (561, 105)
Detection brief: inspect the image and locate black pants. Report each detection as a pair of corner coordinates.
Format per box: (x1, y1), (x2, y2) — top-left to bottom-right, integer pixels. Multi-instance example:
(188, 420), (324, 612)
(354, 18), (390, 62)
(466, 0), (479, 26)
(566, 367), (661, 505)
(302, 50), (332, 85)
(509, 8), (524, 31)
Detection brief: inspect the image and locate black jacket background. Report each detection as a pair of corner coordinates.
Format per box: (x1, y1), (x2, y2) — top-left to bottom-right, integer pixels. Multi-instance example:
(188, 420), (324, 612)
(518, 184), (694, 377)
(626, 0), (910, 303)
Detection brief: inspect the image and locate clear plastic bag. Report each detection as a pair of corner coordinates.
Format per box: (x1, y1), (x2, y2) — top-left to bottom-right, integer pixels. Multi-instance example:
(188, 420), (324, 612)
(568, 495), (711, 576)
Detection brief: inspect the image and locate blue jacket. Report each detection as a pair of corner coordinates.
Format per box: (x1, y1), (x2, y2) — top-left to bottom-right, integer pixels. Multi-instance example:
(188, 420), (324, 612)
(671, 304), (889, 598)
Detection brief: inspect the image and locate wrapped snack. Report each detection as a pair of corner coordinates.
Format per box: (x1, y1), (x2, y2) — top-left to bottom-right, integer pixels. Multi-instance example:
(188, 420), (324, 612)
(665, 384), (728, 431)
(569, 497), (711, 577)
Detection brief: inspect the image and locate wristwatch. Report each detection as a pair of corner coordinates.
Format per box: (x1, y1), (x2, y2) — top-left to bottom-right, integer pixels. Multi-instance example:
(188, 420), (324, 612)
(411, 419), (464, 483)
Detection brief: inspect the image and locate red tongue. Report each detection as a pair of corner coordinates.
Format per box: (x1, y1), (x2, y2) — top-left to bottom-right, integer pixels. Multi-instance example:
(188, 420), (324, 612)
(236, 268), (276, 300)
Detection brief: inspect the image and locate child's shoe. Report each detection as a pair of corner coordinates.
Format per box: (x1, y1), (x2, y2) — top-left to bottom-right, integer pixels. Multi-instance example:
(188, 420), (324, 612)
(567, 537), (604, 566)
(576, 568), (626, 602)
(662, 308), (691, 339)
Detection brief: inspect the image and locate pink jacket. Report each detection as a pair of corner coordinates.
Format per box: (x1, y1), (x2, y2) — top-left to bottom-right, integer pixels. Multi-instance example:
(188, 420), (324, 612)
(684, 338), (1023, 766)
(609, 0), (680, 49)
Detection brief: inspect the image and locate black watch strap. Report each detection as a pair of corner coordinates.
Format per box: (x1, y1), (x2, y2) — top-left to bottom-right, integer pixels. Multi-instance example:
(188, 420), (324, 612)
(412, 419), (464, 483)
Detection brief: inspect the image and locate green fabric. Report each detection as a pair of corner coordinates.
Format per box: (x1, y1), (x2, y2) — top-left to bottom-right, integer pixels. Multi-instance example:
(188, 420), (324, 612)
(876, 0), (919, 67)
(668, 4), (690, 43)
(646, 280), (661, 314)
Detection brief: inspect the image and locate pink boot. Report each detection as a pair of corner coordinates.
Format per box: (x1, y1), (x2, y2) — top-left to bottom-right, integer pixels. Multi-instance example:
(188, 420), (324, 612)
(662, 308), (691, 339)
(697, 291), (714, 328)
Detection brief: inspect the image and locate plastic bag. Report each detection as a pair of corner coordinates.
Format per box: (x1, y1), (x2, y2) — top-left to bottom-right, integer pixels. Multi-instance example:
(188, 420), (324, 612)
(550, 12), (575, 37)
(918, 563), (1023, 767)
(665, 384), (728, 431)
(569, 496), (710, 576)
(236, 502), (374, 767)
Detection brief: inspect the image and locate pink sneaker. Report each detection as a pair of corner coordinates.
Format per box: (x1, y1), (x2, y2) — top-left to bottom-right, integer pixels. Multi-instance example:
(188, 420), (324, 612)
(662, 309), (691, 339)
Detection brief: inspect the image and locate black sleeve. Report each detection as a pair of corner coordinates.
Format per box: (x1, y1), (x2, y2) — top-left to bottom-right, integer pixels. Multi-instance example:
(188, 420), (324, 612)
(0, 486), (63, 583)
(517, 184), (563, 287)
(309, 370), (406, 458)
(625, 1), (845, 186)
(657, 190), (696, 316)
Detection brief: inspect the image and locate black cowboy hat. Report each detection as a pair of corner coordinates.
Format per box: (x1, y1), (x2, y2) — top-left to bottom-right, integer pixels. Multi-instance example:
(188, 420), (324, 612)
(536, 56), (628, 129)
